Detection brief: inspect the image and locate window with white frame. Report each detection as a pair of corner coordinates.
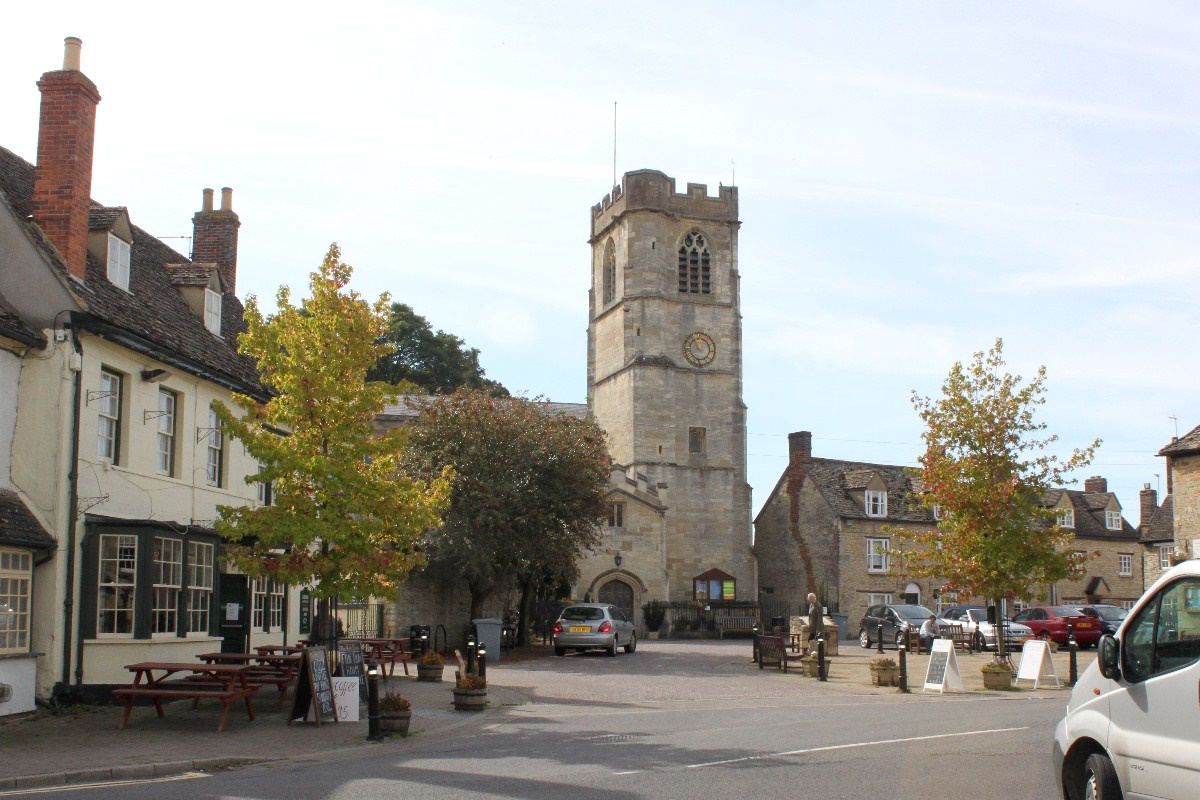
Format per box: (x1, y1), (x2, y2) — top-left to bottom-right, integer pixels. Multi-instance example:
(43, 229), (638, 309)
(252, 579), (267, 628)
(204, 288), (222, 335)
(0, 549), (32, 654)
(97, 534), (137, 635)
(867, 593), (892, 607)
(156, 388), (177, 476)
(932, 505), (944, 521)
(269, 582), (285, 629)
(187, 541), (213, 634)
(1158, 544), (1173, 570)
(1118, 553), (1132, 577)
(205, 408), (224, 487)
(865, 490), (887, 518)
(256, 464), (273, 506)
(152, 537), (183, 635)
(866, 538), (890, 573)
(1105, 510), (1122, 531)
(97, 369), (122, 462)
(107, 234), (130, 291)
(1058, 508), (1075, 528)
(608, 502), (624, 529)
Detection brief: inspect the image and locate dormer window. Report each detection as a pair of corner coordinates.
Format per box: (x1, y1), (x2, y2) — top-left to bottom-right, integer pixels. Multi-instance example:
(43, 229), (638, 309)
(932, 505), (945, 521)
(1105, 510), (1122, 531)
(107, 234), (130, 290)
(1058, 508), (1075, 529)
(865, 490), (887, 518)
(204, 289), (222, 335)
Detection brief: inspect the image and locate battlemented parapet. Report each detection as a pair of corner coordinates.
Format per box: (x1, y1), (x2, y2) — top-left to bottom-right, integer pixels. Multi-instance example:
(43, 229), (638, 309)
(591, 169), (738, 240)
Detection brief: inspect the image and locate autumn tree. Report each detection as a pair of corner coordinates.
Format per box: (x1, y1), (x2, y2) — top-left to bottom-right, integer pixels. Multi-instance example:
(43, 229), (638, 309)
(893, 338), (1099, 657)
(213, 244), (452, 640)
(402, 390), (611, 629)
(367, 302), (508, 396)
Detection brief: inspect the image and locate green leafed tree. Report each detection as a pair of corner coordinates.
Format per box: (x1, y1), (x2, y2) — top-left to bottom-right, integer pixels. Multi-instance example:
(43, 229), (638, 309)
(367, 302), (508, 396)
(893, 338), (1099, 657)
(402, 390), (611, 627)
(213, 244), (452, 639)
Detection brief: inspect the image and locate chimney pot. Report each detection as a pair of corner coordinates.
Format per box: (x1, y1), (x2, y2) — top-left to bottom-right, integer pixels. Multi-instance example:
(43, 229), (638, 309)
(220, 187), (233, 212)
(1139, 484), (1159, 530)
(202, 188), (214, 212)
(63, 37), (82, 70)
(193, 186), (241, 295)
(1084, 476), (1108, 494)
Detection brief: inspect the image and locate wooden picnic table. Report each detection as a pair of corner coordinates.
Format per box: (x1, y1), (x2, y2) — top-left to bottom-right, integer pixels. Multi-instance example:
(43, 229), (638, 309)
(343, 637), (411, 676)
(113, 662), (260, 732)
(254, 644), (306, 656)
(197, 652), (301, 708)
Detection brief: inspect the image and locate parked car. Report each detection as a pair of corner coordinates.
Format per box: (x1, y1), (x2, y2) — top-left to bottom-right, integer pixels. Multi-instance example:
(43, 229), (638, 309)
(1054, 559), (1200, 800)
(858, 604), (942, 649)
(938, 605), (1033, 651)
(552, 603), (636, 656)
(1012, 605), (1101, 648)
(1075, 603), (1128, 635)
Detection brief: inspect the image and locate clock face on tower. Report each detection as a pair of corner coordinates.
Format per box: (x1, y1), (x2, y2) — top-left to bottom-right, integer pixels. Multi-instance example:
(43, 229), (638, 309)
(683, 331), (716, 367)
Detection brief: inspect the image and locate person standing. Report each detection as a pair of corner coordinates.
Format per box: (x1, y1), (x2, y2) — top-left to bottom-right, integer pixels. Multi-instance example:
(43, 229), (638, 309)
(806, 592), (825, 645)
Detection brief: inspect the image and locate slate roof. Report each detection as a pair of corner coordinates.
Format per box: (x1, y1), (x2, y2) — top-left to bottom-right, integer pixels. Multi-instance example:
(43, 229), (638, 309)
(0, 489), (55, 551)
(1160, 425), (1200, 457)
(803, 457), (931, 523)
(0, 144), (265, 399)
(163, 263), (218, 287)
(0, 293), (45, 347)
(1140, 494), (1174, 544)
(1044, 488), (1139, 541)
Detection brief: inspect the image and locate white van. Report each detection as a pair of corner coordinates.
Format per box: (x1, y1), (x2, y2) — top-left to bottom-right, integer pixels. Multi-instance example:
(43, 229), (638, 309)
(1054, 558), (1200, 800)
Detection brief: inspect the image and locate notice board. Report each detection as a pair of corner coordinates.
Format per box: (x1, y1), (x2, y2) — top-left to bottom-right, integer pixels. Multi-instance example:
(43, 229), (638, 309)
(289, 646), (338, 726)
(337, 640), (368, 702)
(922, 638), (964, 693)
(1015, 639), (1061, 688)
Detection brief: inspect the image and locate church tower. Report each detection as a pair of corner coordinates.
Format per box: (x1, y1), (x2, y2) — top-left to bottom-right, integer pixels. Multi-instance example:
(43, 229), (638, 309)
(585, 170), (754, 608)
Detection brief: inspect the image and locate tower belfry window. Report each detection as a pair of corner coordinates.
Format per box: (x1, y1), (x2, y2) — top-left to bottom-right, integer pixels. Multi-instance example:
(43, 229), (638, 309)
(602, 240), (616, 305)
(677, 233), (711, 294)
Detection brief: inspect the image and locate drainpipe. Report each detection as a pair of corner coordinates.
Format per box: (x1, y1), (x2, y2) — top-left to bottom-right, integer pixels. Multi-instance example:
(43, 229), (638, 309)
(61, 324), (84, 691)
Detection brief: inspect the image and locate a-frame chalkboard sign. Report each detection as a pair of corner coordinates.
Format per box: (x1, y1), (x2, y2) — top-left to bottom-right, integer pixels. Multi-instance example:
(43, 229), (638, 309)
(336, 640), (368, 702)
(922, 638), (964, 693)
(289, 646), (338, 726)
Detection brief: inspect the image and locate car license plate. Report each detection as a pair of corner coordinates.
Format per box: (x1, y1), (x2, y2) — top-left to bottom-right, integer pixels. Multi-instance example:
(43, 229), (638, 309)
(570, 626), (591, 633)
(1076, 621), (1093, 629)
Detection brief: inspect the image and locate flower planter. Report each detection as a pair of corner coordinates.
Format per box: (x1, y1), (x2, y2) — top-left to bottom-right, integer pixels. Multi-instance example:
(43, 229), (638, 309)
(870, 666), (898, 687)
(417, 663), (443, 682)
(981, 669), (1012, 690)
(379, 712), (412, 736)
(800, 657), (830, 678)
(452, 687), (488, 711)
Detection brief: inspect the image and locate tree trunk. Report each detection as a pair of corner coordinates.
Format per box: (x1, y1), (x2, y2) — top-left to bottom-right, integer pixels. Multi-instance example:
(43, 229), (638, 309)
(517, 580), (534, 647)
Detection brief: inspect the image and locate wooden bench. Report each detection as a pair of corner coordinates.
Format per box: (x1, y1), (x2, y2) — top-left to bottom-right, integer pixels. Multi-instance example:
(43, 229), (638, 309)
(757, 635), (805, 672)
(715, 616), (760, 639)
(114, 662), (261, 732)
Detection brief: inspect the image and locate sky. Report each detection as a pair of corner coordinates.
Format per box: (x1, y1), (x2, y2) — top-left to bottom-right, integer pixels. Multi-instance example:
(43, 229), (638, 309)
(2, 2), (1197, 525)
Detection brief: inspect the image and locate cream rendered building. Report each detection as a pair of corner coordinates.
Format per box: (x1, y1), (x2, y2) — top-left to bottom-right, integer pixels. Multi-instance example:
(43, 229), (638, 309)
(582, 170), (755, 620)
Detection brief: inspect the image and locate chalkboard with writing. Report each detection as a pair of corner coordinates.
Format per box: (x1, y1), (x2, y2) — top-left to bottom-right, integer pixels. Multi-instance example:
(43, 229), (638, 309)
(337, 640), (368, 702)
(289, 647), (338, 726)
(922, 638), (963, 693)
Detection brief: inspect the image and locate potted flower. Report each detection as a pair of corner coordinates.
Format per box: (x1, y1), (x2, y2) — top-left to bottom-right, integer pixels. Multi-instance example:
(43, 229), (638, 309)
(642, 600), (666, 639)
(799, 653), (830, 678)
(417, 650), (445, 682)
(379, 692), (412, 736)
(981, 660), (1014, 690)
(869, 656), (899, 687)
(453, 672), (488, 711)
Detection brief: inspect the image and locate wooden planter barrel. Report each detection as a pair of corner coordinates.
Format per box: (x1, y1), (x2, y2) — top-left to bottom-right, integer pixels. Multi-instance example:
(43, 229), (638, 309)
(379, 712), (412, 736)
(417, 663), (443, 682)
(870, 666), (898, 687)
(452, 687), (488, 711)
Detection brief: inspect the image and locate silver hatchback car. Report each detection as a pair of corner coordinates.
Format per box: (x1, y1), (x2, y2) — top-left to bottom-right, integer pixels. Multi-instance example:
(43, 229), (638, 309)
(552, 603), (637, 656)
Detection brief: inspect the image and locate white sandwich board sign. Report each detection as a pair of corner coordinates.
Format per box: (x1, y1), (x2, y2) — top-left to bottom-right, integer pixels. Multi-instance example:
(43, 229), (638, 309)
(922, 638), (963, 693)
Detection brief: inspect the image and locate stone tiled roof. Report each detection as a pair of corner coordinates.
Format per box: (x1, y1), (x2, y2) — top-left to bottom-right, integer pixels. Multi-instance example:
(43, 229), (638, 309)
(88, 206), (126, 229)
(1160, 425), (1200, 457)
(1046, 488), (1139, 541)
(1140, 495), (1174, 543)
(0, 294), (45, 347)
(0, 489), (55, 551)
(163, 263), (218, 287)
(804, 457), (930, 523)
(0, 144), (265, 399)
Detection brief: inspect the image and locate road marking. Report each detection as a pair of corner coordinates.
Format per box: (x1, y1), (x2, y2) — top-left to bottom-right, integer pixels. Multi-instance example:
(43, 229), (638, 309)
(613, 771), (641, 775)
(0, 772), (209, 796)
(686, 726), (1029, 769)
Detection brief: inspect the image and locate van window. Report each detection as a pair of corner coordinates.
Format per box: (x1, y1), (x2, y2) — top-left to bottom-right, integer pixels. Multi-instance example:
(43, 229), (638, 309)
(1122, 577), (1200, 682)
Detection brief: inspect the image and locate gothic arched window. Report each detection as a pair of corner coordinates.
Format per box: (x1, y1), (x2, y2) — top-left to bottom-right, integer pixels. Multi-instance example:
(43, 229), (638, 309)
(602, 240), (616, 305)
(677, 232), (711, 294)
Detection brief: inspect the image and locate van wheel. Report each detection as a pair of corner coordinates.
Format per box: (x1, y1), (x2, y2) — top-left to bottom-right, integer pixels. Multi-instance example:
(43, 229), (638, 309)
(859, 630), (871, 649)
(1082, 753), (1120, 800)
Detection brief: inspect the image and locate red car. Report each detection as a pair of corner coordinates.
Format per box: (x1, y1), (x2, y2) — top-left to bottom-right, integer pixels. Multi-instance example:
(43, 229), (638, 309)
(1011, 606), (1100, 648)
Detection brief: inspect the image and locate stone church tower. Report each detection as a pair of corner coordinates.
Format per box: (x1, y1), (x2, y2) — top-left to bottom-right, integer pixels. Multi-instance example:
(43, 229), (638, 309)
(581, 170), (755, 615)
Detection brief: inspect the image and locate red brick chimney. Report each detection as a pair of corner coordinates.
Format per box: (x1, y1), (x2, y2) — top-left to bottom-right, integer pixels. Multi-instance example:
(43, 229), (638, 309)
(1084, 476), (1108, 494)
(786, 431), (812, 492)
(32, 37), (101, 281)
(192, 187), (240, 294)
(1139, 483), (1158, 529)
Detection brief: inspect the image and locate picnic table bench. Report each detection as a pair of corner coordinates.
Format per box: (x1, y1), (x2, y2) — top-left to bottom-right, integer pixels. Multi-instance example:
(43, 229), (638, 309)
(715, 615), (760, 639)
(113, 662), (260, 732)
(345, 637), (411, 676)
(757, 635), (806, 673)
(198, 652), (301, 708)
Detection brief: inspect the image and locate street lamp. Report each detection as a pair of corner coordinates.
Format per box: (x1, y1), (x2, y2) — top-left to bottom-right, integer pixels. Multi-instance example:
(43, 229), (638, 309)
(614, 554), (623, 570)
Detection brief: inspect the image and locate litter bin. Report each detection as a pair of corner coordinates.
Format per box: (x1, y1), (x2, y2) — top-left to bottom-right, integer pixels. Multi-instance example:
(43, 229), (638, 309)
(472, 618), (503, 663)
(770, 615), (785, 635)
(409, 624), (430, 655)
